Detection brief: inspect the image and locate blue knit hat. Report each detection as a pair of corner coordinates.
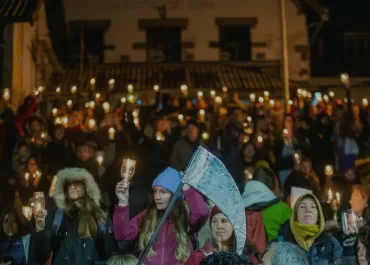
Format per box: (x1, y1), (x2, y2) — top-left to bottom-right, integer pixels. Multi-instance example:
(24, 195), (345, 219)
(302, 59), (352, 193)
(152, 167), (183, 197)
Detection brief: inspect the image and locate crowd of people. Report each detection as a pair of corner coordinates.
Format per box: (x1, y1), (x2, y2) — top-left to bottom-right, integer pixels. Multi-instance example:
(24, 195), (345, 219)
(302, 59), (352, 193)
(0, 87), (370, 265)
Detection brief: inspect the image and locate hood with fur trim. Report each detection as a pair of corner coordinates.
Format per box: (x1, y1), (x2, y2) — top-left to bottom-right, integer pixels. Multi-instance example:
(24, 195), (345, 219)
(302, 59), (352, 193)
(54, 168), (101, 209)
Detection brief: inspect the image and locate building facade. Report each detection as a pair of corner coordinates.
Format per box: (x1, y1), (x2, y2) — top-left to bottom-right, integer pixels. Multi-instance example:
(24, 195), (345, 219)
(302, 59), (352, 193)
(63, 0), (310, 82)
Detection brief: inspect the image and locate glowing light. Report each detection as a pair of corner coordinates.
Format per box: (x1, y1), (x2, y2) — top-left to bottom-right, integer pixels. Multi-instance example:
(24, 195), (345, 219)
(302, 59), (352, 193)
(222, 86), (228, 92)
(362, 98), (368, 107)
(95, 93), (101, 99)
(269, 99), (275, 105)
(199, 109), (205, 116)
(128, 95), (135, 102)
(88, 119), (96, 129)
(178, 114), (184, 120)
(127, 84), (134, 93)
(90, 78), (96, 85)
(288, 100), (293, 105)
(121, 97), (127, 103)
(67, 99), (73, 107)
(258, 97), (264, 103)
(215, 96), (222, 104)
(52, 108), (58, 116)
(250, 93), (256, 102)
(197, 91), (204, 98)
(210, 90), (216, 97)
(153, 85), (160, 92)
(71, 86), (77, 94)
(181, 84), (188, 91)
(264, 91), (270, 97)
(103, 102), (110, 113)
(89, 101), (96, 108)
(3, 88), (10, 101)
(56, 87), (61, 94)
(108, 79), (115, 85)
(329, 91), (334, 98)
(202, 132), (210, 140)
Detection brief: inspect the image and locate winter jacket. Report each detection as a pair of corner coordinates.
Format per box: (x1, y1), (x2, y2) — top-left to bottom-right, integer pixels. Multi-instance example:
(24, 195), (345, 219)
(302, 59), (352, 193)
(0, 234), (31, 265)
(31, 210), (115, 265)
(31, 168), (117, 265)
(113, 188), (209, 265)
(279, 194), (343, 265)
(184, 240), (217, 265)
(242, 181), (292, 243)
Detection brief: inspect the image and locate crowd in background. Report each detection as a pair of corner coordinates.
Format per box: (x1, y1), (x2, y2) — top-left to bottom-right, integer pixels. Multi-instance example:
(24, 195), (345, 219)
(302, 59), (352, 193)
(0, 87), (370, 265)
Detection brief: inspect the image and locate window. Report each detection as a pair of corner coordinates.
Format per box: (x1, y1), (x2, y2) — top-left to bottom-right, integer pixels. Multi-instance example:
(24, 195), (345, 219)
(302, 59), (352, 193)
(219, 26), (251, 61)
(146, 27), (181, 62)
(71, 28), (105, 64)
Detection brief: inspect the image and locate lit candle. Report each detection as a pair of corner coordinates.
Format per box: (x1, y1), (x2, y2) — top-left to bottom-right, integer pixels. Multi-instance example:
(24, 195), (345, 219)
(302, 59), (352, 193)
(302, 90), (307, 98)
(329, 91), (335, 98)
(127, 84), (134, 93)
(55, 117), (62, 125)
(133, 118), (139, 127)
(41, 132), (46, 139)
(258, 97), (264, 103)
(71, 86), (77, 94)
(257, 136), (263, 143)
(247, 116), (252, 122)
(362, 98), (368, 107)
(89, 119), (96, 129)
(34, 90), (40, 96)
(323, 95), (329, 103)
(121, 158), (137, 182)
(336, 192), (340, 204)
(328, 188), (333, 203)
(22, 206), (32, 220)
(283, 129), (289, 136)
(197, 91), (204, 98)
(293, 152), (301, 164)
(108, 127), (116, 140)
(38, 86), (44, 93)
(288, 100), (293, 106)
(90, 78), (96, 86)
(52, 108), (58, 116)
(178, 114), (184, 120)
(297, 89), (303, 96)
(210, 90), (216, 97)
(89, 101), (96, 109)
(243, 135), (250, 143)
(67, 99), (73, 108)
(340, 73), (349, 86)
(56, 87), (61, 94)
(264, 91), (270, 98)
(250, 93), (256, 102)
(62, 116), (68, 127)
(202, 132), (210, 140)
(153, 85), (160, 92)
(155, 131), (165, 141)
(128, 95), (135, 103)
(215, 96), (222, 104)
(181, 84), (188, 95)
(324, 164), (334, 177)
(121, 97), (127, 103)
(244, 169), (253, 180)
(199, 109), (205, 116)
(103, 102), (110, 113)
(25, 173), (30, 181)
(269, 99), (275, 106)
(3, 88), (10, 101)
(108, 79), (115, 90)
(96, 152), (104, 166)
(222, 86), (228, 93)
(95, 93), (101, 100)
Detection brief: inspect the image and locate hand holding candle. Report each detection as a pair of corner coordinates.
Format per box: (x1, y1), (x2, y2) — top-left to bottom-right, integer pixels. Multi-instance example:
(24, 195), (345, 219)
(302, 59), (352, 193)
(108, 127), (116, 140)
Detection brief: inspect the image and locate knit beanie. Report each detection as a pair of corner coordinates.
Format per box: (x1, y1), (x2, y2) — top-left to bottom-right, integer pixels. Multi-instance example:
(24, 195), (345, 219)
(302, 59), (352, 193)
(152, 167), (183, 198)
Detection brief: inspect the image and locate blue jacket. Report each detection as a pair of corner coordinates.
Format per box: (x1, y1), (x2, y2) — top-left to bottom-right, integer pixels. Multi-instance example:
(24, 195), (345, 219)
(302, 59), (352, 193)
(279, 222), (343, 265)
(0, 234), (31, 265)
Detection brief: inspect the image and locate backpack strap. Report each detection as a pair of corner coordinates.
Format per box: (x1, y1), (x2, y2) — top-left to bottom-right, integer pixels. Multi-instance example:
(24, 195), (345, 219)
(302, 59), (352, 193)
(53, 208), (64, 234)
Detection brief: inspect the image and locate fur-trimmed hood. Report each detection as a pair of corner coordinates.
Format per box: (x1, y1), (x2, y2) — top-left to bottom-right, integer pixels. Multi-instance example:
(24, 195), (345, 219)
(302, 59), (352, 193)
(54, 168), (101, 209)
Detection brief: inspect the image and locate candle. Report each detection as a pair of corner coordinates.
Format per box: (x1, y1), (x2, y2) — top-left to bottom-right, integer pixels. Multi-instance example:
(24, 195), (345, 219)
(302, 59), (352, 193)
(3, 88), (10, 101)
(243, 135), (250, 143)
(121, 158), (137, 182)
(222, 86), (228, 92)
(215, 96), (222, 104)
(288, 100), (293, 105)
(340, 73), (349, 85)
(52, 108), (58, 116)
(302, 90), (307, 98)
(90, 78), (96, 86)
(202, 132), (210, 140)
(22, 206), (32, 220)
(25, 173), (30, 181)
(56, 87), (61, 94)
(197, 91), (203, 98)
(95, 93), (101, 100)
(96, 151), (104, 166)
(121, 97), (127, 103)
(89, 101), (96, 108)
(258, 97), (264, 103)
(328, 188), (333, 203)
(297, 89), (303, 96)
(325, 164), (334, 177)
(108, 127), (116, 140)
(199, 109), (205, 116)
(293, 152), (301, 164)
(67, 99), (73, 107)
(127, 84), (134, 93)
(264, 91), (270, 98)
(153, 85), (160, 92)
(71, 86), (77, 94)
(257, 136), (263, 143)
(283, 129), (289, 136)
(128, 95), (135, 103)
(155, 131), (165, 141)
(329, 91), (334, 98)
(250, 93), (256, 102)
(103, 102), (110, 113)
(180, 84), (188, 92)
(41, 132), (46, 139)
(362, 98), (368, 107)
(247, 116), (252, 122)
(210, 90), (216, 97)
(269, 99), (275, 106)
(38, 86), (44, 93)
(244, 169), (253, 180)
(88, 119), (96, 130)
(336, 192), (340, 204)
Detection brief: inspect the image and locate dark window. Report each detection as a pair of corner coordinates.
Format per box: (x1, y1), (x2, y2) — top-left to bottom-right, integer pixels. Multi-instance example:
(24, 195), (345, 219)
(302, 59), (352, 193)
(146, 27), (181, 62)
(219, 26), (251, 61)
(71, 28), (104, 64)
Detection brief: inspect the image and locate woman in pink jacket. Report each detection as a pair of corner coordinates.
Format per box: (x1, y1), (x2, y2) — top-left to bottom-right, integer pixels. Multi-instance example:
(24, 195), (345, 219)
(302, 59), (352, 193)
(114, 167), (209, 265)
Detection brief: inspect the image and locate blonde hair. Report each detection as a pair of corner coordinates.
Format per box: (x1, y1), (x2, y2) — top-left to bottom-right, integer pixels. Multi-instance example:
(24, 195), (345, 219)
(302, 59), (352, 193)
(107, 254), (140, 265)
(65, 187), (107, 238)
(138, 198), (190, 261)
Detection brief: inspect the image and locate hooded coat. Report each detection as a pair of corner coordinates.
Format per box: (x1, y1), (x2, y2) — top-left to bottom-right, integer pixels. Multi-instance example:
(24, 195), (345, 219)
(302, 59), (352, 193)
(31, 168), (116, 265)
(279, 194), (343, 265)
(242, 181), (292, 244)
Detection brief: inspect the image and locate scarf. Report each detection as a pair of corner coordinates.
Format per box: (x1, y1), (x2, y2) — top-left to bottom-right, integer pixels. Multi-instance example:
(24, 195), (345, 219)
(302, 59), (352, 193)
(293, 222), (320, 251)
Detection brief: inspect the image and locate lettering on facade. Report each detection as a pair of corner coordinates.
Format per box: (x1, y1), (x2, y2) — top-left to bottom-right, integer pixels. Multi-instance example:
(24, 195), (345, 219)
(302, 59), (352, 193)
(119, 0), (215, 9)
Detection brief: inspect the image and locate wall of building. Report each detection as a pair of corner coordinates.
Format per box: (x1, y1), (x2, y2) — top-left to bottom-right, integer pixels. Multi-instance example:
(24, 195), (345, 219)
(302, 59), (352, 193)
(11, 3), (57, 108)
(63, 0), (309, 81)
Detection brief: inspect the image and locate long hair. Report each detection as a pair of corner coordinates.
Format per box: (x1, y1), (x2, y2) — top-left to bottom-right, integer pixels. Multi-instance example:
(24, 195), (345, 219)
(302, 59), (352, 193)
(107, 254), (139, 265)
(64, 185), (106, 238)
(0, 207), (31, 239)
(138, 197), (190, 261)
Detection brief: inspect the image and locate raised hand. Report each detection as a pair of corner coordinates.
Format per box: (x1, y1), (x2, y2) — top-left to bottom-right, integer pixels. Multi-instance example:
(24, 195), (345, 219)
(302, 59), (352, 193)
(35, 209), (48, 232)
(116, 181), (130, 206)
